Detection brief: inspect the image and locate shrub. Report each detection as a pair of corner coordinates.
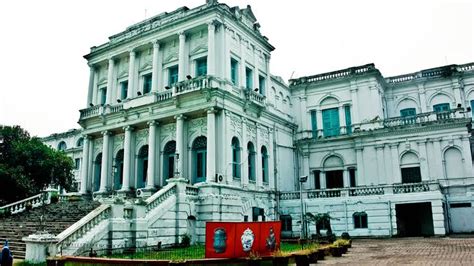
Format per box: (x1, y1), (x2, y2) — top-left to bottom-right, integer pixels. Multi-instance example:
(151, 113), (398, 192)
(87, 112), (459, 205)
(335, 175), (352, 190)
(341, 232), (351, 240)
(181, 234), (191, 247)
(50, 194), (59, 203)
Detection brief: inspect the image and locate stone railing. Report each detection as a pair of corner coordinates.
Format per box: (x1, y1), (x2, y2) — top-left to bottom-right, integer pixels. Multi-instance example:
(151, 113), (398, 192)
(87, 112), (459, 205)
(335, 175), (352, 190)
(108, 104), (123, 114)
(279, 181), (440, 200)
(457, 63), (474, 72)
(246, 90), (266, 105)
(56, 204), (111, 251)
(174, 76), (211, 95)
(156, 90), (173, 102)
(79, 105), (101, 119)
(289, 64), (375, 86)
(0, 192), (47, 214)
(383, 109), (463, 128)
(145, 183), (177, 213)
(185, 186), (199, 196)
(387, 63), (474, 84)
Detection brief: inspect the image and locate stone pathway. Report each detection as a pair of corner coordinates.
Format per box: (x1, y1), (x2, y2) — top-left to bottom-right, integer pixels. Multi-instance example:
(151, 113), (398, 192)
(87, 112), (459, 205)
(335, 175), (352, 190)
(319, 237), (474, 265)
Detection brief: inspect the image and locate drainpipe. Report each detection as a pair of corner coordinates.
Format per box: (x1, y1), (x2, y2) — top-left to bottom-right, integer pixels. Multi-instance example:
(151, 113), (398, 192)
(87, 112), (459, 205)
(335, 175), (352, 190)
(444, 193), (451, 234)
(387, 200), (393, 237)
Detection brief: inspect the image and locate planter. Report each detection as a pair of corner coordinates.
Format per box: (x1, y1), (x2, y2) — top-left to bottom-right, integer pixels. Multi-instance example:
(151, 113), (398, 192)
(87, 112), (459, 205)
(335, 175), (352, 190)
(329, 246), (342, 257)
(294, 254), (310, 266)
(273, 256), (290, 266)
(247, 258), (262, 266)
(316, 249), (325, 260)
(341, 245), (348, 254)
(308, 251), (318, 263)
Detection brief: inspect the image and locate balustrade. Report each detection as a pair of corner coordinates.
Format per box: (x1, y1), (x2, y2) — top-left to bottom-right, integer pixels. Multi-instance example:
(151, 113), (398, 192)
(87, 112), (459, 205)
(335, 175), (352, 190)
(0, 192), (47, 214)
(79, 105), (101, 119)
(174, 76), (210, 94)
(145, 183), (177, 213)
(185, 186), (199, 196)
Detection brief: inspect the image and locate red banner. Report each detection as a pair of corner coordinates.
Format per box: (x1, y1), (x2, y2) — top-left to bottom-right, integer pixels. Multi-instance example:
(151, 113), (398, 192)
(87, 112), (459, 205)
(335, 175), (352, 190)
(205, 221), (281, 258)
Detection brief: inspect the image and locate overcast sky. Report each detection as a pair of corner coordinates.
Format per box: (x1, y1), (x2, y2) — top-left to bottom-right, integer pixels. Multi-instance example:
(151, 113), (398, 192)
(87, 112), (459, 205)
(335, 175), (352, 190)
(0, 0), (472, 137)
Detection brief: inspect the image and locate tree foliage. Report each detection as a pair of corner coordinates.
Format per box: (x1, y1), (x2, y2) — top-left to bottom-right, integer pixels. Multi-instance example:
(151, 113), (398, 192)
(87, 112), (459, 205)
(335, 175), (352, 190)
(0, 125), (74, 205)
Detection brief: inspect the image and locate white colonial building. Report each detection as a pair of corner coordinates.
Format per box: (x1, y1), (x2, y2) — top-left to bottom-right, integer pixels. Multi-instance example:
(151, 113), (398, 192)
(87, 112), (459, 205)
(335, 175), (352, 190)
(40, 0), (474, 254)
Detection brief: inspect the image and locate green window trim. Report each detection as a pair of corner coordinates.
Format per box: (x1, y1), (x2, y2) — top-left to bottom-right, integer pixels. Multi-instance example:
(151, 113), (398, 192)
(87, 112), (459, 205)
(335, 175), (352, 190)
(258, 75), (265, 95)
(433, 103), (450, 113)
(168, 65), (179, 86)
(230, 58), (239, 86)
(245, 67), (253, 89)
(196, 57), (207, 77)
(322, 108), (340, 137)
(310, 110), (317, 138)
(344, 105), (352, 135)
(143, 74), (152, 94)
(400, 108), (416, 117)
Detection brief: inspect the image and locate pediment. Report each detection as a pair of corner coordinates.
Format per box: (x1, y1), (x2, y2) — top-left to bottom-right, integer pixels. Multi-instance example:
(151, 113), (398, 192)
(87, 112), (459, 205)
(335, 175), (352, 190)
(118, 71), (128, 79)
(189, 45), (208, 56)
(163, 53), (178, 64)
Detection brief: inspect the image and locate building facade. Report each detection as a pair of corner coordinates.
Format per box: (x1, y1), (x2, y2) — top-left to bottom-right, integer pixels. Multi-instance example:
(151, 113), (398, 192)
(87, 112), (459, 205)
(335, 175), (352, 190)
(41, 0), (474, 252)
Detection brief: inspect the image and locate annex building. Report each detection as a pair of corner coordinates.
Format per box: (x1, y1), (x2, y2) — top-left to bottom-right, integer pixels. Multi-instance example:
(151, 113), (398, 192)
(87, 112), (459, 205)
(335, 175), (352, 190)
(41, 0), (474, 253)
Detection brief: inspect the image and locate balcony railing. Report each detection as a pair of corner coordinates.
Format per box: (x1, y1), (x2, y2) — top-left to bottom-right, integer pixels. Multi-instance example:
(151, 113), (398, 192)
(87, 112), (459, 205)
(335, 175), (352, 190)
(174, 76), (211, 95)
(279, 181), (440, 200)
(383, 109), (464, 128)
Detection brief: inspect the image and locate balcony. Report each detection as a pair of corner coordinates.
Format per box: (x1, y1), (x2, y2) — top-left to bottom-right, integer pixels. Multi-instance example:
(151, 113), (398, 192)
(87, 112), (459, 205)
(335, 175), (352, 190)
(279, 181), (441, 200)
(383, 109), (466, 128)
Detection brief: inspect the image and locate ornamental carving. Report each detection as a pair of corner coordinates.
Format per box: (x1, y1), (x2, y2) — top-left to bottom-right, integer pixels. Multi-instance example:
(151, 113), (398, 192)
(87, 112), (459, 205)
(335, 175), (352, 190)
(230, 114), (242, 133)
(189, 117), (207, 136)
(247, 123), (256, 142)
(260, 127), (269, 144)
(136, 129), (149, 143)
(161, 124), (176, 142)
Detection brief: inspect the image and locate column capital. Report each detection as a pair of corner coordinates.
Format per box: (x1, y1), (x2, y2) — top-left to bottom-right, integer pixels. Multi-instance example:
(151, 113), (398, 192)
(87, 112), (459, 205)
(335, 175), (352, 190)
(87, 63), (96, 69)
(101, 130), (111, 136)
(178, 31), (186, 40)
(147, 120), (159, 127)
(375, 144), (385, 150)
(82, 134), (92, 140)
(389, 143), (399, 148)
(355, 147), (364, 152)
(416, 139), (427, 145)
(128, 49), (137, 56)
(107, 57), (115, 64)
(207, 107), (218, 114)
(207, 21), (216, 31)
(174, 114), (186, 120)
(152, 40), (161, 49)
(123, 125), (134, 132)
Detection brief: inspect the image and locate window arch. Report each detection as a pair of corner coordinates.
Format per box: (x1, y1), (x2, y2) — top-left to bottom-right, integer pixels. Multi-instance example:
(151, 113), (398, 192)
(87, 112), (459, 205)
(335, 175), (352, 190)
(76, 137), (84, 147)
(163, 141), (176, 181)
(248, 142), (256, 182)
(93, 153), (102, 192)
(323, 155), (344, 188)
(137, 145), (149, 189)
(192, 136), (207, 184)
(444, 147), (463, 179)
(353, 212), (368, 229)
(114, 149), (124, 190)
(232, 137), (241, 179)
(58, 141), (67, 151)
(400, 152), (421, 183)
(261, 146), (269, 183)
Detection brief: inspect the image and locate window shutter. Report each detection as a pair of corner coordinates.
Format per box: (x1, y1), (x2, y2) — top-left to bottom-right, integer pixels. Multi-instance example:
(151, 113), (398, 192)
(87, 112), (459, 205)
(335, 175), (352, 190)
(345, 106), (352, 134)
(310, 110), (317, 138)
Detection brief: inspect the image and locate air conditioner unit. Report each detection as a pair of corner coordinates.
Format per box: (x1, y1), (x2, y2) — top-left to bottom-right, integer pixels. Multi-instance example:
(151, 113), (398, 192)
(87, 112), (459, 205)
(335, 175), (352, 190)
(216, 174), (224, 183)
(136, 188), (144, 197)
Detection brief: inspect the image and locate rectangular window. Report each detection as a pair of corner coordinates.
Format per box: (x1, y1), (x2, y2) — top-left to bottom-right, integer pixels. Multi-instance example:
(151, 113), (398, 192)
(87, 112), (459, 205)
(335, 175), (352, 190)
(471, 100), (474, 119)
(168, 65), (179, 86)
(310, 110), (317, 139)
(75, 158), (80, 170)
(345, 105), (352, 135)
(450, 203), (472, 208)
(196, 57), (207, 76)
(231, 58), (239, 85)
(354, 213), (368, 229)
(100, 87), (107, 105)
(246, 67), (253, 89)
(314, 170), (321, 189)
(143, 73), (152, 94)
(258, 75), (265, 95)
(401, 167), (422, 183)
(322, 108), (340, 137)
(349, 168), (356, 187)
(281, 215), (292, 231)
(120, 81), (128, 100)
(400, 108), (416, 117)
(433, 103), (450, 113)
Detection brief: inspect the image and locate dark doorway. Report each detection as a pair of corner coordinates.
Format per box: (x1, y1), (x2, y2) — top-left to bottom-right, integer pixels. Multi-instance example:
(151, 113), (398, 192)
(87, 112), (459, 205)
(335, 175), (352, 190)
(396, 202), (434, 237)
(252, 207), (265, 221)
(401, 167), (421, 183)
(326, 170), (343, 188)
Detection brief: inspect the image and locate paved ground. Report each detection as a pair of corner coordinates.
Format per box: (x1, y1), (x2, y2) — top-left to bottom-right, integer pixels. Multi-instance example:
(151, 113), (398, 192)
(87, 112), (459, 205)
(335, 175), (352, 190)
(319, 237), (474, 265)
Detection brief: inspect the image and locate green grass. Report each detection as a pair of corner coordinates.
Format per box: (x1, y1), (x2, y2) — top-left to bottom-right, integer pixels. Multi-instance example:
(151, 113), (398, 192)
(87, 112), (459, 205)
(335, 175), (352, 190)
(103, 242), (316, 260)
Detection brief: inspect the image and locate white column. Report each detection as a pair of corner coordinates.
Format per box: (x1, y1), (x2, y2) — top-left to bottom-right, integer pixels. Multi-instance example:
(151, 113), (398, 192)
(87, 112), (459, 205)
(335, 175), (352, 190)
(339, 105), (346, 135)
(417, 140), (429, 181)
(300, 97), (308, 135)
(256, 124), (262, 187)
(175, 114), (185, 178)
(343, 169), (350, 188)
(320, 171), (327, 189)
(418, 84), (428, 113)
(121, 126), (133, 192)
(207, 108), (217, 182)
(146, 121), (158, 189)
(99, 131), (111, 192)
(302, 154), (310, 189)
(384, 145), (393, 183)
(316, 109), (323, 137)
(253, 48), (260, 91)
(242, 118), (248, 186)
(87, 65), (95, 106)
(223, 26), (230, 80)
(433, 139), (443, 179)
(92, 69), (99, 105)
(349, 84), (360, 124)
(355, 148), (365, 186)
(80, 136), (90, 194)
(390, 144), (400, 184)
(239, 37), (247, 88)
(265, 54), (271, 97)
(106, 58), (115, 104)
(151, 41), (161, 93)
(178, 32), (186, 82)
(207, 22), (216, 76)
(268, 128), (275, 189)
(461, 136), (473, 176)
(127, 50), (136, 99)
(375, 145), (385, 185)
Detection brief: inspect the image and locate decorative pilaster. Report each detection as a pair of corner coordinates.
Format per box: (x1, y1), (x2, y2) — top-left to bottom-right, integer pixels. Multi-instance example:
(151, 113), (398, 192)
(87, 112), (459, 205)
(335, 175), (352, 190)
(389, 143), (400, 184)
(320, 171), (327, 189)
(461, 136), (473, 176)
(375, 144), (385, 185)
(175, 114), (186, 178)
(339, 104), (346, 135)
(268, 128), (275, 189)
(253, 48), (260, 91)
(239, 37), (247, 88)
(128, 50), (136, 98)
(256, 124), (262, 187)
(418, 84), (428, 113)
(87, 65), (95, 106)
(120, 126), (133, 192)
(146, 121), (158, 190)
(106, 58), (115, 104)
(99, 131), (111, 193)
(300, 97), (308, 136)
(207, 22), (216, 76)
(241, 117), (248, 187)
(355, 147), (365, 185)
(79, 136), (90, 194)
(178, 32), (186, 82)
(432, 138), (444, 178)
(349, 82), (360, 124)
(343, 169), (350, 188)
(151, 41), (161, 93)
(316, 109), (323, 137)
(417, 140), (429, 181)
(265, 54), (271, 97)
(207, 108), (217, 182)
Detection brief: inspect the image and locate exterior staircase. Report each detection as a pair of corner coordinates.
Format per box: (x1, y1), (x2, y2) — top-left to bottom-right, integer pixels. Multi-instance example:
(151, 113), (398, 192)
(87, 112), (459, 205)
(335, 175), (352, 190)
(0, 200), (100, 259)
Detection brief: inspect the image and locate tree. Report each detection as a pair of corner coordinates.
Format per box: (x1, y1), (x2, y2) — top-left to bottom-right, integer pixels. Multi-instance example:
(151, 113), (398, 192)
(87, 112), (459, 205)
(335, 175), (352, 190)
(0, 125), (74, 205)
(305, 212), (333, 235)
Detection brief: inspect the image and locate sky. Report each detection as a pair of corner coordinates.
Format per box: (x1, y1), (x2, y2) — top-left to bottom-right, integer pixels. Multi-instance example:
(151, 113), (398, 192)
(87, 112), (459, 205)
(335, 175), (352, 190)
(0, 0), (472, 137)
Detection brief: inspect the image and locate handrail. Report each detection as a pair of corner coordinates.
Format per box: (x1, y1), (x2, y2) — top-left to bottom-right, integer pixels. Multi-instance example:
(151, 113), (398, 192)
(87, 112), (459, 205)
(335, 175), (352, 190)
(56, 204), (111, 248)
(185, 186), (199, 196)
(145, 183), (177, 213)
(0, 192), (47, 214)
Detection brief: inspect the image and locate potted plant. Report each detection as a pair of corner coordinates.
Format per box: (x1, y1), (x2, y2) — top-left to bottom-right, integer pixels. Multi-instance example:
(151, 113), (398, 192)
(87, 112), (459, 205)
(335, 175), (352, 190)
(329, 243), (343, 257)
(334, 239), (351, 253)
(294, 250), (311, 266)
(247, 251), (262, 266)
(272, 250), (290, 266)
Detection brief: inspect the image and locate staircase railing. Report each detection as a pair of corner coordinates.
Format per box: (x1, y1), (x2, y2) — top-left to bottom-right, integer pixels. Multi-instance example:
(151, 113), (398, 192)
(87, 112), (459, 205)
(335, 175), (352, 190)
(56, 204), (111, 252)
(0, 192), (48, 214)
(145, 183), (177, 214)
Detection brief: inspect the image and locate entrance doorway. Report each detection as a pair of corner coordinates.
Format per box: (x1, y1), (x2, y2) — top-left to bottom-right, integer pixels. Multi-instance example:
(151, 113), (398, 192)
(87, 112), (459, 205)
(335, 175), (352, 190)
(326, 170), (343, 189)
(396, 202), (434, 236)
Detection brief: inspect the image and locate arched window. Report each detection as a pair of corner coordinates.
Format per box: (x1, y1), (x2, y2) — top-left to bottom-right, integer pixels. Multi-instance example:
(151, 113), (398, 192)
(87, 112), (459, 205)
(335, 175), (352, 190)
(444, 147), (463, 179)
(232, 137), (241, 179)
(400, 152), (421, 183)
(163, 141), (176, 181)
(58, 141), (67, 151)
(76, 137), (84, 147)
(114, 149), (124, 190)
(261, 146), (269, 183)
(93, 153), (102, 192)
(323, 155), (344, 188)
(192, 136), (207, 184)
(353, 212), (368, 229)
(248, 142), (256, 182)
(137, 145), (149, 189)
